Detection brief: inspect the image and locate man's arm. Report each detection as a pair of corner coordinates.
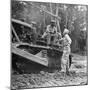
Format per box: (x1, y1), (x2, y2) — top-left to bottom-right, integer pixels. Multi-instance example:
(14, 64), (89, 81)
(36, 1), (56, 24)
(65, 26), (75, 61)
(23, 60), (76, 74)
(42, 25), (50, 38)
(65, 34), (72, 45)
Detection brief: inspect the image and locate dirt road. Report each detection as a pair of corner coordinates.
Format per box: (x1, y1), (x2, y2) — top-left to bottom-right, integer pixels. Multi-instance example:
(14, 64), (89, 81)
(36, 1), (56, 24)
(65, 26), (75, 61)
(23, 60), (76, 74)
(11, 54), (88, 89)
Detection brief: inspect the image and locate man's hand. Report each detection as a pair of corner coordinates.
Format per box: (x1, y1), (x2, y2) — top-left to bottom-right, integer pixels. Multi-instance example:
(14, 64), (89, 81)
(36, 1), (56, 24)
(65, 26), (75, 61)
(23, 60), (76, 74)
(59, 38), (64, 42)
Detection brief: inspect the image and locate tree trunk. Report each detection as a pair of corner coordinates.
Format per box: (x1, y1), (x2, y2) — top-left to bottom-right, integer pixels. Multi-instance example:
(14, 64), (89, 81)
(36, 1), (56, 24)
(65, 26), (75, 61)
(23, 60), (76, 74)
(55, 4), (61, 34)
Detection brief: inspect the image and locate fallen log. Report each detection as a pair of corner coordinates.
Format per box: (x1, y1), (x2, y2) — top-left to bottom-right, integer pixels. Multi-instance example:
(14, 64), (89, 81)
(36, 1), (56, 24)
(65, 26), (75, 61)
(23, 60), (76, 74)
(12, 19), (32, 29)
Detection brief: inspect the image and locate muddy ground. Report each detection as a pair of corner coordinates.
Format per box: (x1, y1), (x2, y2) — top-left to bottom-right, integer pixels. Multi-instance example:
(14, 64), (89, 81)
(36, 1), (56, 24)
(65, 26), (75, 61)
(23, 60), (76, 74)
(11, 54), (88, 89)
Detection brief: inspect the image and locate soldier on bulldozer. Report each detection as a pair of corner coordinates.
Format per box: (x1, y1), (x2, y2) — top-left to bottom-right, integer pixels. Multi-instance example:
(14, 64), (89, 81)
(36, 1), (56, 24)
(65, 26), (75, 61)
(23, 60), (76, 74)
(42, 20), (61, 45)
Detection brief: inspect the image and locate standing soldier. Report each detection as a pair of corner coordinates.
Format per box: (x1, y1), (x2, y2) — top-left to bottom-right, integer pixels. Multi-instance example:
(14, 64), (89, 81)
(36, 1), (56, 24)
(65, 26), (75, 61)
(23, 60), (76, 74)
(31, 21), (37, 44)
(42, 20), (58, 45)
(60, 28), (72, 75)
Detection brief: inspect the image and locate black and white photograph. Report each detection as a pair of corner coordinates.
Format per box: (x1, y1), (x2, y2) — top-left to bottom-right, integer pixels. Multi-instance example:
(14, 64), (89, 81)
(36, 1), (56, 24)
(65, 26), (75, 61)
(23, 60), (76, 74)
(11, 0), (88, 89)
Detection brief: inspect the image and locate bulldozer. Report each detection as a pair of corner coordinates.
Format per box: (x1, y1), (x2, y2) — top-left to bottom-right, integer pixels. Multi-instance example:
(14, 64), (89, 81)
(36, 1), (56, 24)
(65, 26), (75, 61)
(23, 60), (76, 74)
(11, 18), (72, 73)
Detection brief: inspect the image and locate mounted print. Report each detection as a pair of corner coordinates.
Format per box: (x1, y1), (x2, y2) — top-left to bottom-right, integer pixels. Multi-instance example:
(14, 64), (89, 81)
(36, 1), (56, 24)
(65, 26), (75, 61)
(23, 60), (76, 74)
(11, 0), (88, 89)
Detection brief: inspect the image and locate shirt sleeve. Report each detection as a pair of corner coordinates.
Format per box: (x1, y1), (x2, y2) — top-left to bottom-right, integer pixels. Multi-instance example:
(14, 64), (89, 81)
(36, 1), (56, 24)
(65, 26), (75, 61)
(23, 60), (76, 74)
(46, 25), (50, 33)
(65, 34), (72, 45)
(42, 25), (49, 38)
(54, 27), (57, 33)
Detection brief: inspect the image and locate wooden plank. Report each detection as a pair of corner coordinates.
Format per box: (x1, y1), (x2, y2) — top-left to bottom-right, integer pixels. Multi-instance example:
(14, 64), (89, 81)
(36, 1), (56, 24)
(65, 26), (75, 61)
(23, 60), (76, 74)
(12, 19), (32, 29)
(46, 81), (58, 86)
(65, 9), (68, 28)
(50, 3), (53, 20)
(12, 45), (48, 66)
(56, 4), (61, 34)
(49, 80), (60, 86)
(12, 24), (21, 42)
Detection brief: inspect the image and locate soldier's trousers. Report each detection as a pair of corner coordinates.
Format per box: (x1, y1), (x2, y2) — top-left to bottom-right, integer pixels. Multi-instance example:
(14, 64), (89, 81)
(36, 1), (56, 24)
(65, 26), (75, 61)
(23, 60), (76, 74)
(61, 46), (71, 72)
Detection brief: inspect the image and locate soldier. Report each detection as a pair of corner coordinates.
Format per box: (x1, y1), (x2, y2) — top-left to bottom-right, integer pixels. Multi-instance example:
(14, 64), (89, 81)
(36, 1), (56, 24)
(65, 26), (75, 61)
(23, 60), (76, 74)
(54, 32), (62, 45)
(42, 20), (58, 45)
(31, 21), (37, 44)
(60, 28), (72, 75)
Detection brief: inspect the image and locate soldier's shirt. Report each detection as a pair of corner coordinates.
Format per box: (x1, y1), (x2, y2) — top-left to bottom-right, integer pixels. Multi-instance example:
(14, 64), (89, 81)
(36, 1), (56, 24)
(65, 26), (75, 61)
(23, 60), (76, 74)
(42, 25), (57, 38)
(61, 34), (72, 72)
(46, 25), (57, 34)
(63, 34), (72, 47)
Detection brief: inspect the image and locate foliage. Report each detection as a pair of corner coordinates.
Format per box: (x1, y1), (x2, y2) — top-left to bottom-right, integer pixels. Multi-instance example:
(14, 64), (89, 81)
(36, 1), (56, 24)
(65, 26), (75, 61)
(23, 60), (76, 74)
(11, 0), (88, 53)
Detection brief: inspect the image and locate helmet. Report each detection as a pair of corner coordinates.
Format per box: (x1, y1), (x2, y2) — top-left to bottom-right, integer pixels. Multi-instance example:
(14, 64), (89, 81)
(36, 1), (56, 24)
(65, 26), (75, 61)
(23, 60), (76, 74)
(51, 20), (56, 23)
(63, 28), (69, 34)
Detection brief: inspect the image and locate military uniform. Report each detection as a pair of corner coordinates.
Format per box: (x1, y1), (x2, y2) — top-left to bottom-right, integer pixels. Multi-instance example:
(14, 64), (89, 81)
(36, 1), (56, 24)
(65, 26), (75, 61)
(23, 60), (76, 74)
(42, 24), (57, 45)
(61, 29), (72, 73)
(31, 21), (37, 44)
